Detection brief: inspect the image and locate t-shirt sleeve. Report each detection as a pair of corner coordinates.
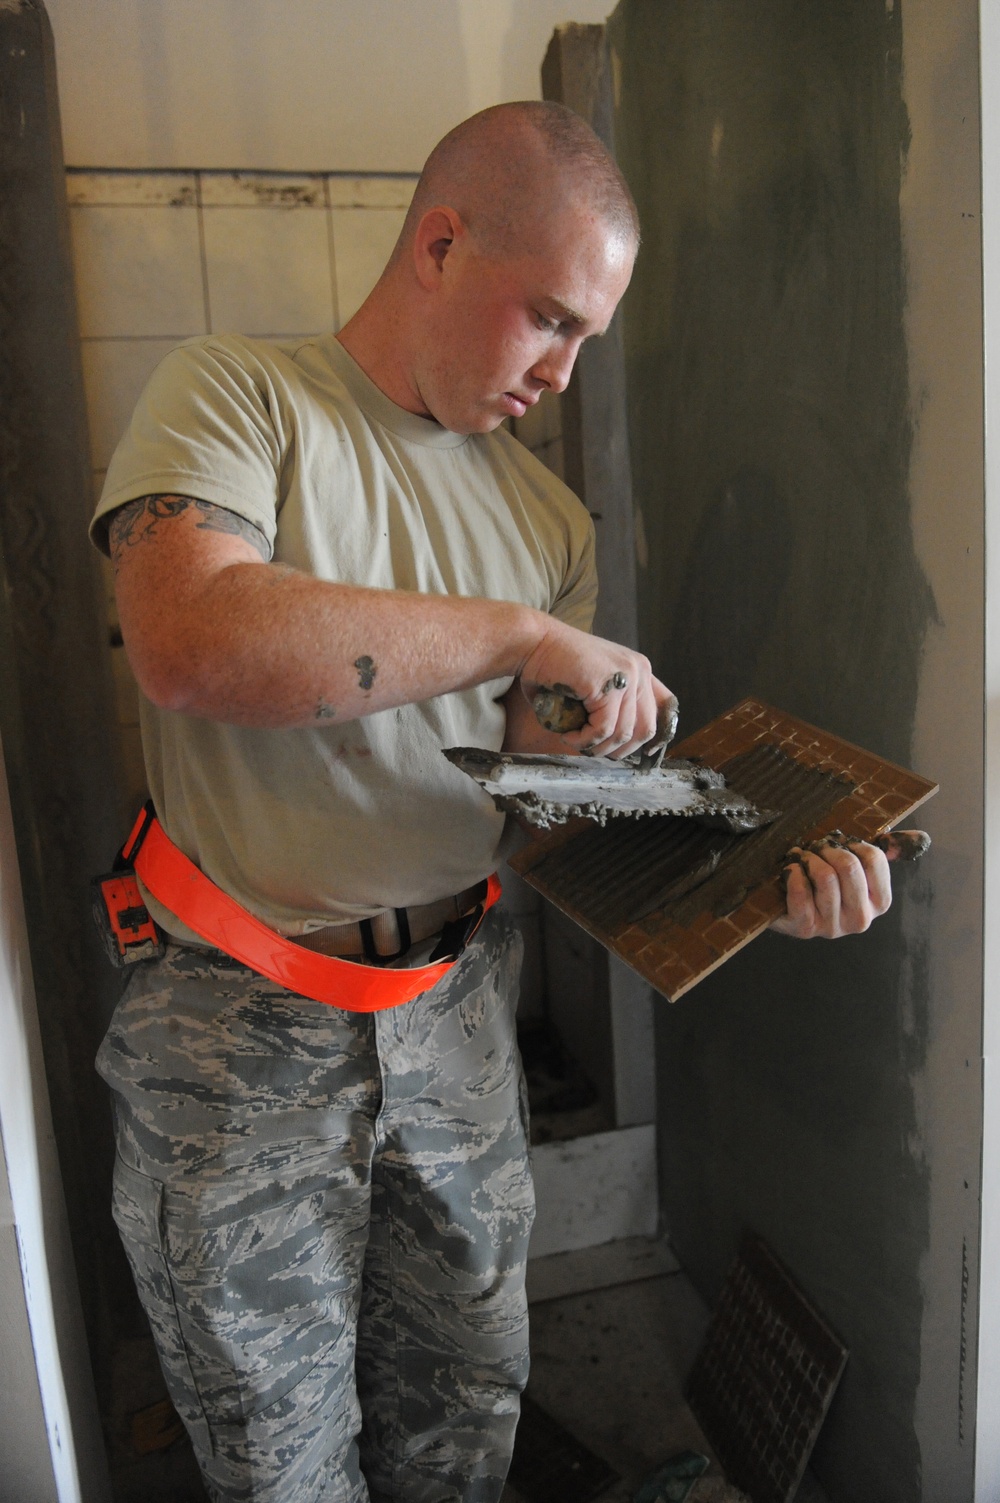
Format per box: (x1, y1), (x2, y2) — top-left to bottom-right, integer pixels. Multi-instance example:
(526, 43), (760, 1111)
(549, 511), (598, 634)
(89, 338), (285, 556)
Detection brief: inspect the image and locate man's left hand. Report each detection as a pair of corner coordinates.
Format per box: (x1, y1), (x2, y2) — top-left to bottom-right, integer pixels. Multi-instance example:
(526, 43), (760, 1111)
(770, 841), (892, 939)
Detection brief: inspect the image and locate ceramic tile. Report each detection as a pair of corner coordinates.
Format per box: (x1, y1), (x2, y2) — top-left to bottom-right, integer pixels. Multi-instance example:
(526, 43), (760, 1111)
(327, 175), (416, 209)
(529, 1125), (657, 1259)
(66, 171), (197, 208)
(330, 207), (408, 325)
(199, 172), (325, 208)
(202, 205), (335, 335)
(80, 338), (187, 469)
(70, 205), (206, 338)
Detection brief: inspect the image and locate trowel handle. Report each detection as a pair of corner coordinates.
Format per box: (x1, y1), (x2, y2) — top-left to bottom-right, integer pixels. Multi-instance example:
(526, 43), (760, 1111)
(638, 693), (680, 771)
(530, 684), (589, 734)
(530, 684), (679, 762)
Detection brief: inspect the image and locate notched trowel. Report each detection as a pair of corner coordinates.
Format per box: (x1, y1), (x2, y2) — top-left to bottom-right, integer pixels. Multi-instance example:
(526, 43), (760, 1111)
(443, 687), (776, 833)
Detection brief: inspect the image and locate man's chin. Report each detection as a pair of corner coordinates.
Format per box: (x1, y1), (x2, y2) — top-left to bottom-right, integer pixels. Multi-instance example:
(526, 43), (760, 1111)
(434, 407), (508, 436)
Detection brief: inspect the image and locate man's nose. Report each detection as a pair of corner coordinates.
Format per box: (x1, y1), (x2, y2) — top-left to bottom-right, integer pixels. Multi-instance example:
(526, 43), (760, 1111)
(531, 340), (580, 395)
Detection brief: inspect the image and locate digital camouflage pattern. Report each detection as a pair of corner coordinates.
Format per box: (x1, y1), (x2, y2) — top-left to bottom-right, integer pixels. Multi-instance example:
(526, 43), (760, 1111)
(97, 909), (533, 1503)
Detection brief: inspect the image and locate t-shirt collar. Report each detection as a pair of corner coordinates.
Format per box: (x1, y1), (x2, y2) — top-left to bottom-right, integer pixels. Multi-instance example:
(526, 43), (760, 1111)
(321, 336), (470, 449)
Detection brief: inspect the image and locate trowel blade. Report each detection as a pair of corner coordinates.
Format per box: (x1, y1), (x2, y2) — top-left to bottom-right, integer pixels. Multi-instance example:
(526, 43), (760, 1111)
(442, 746), (774, 832)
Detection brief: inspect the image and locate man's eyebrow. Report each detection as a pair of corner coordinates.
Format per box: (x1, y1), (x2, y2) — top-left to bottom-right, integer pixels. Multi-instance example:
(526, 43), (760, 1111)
(544, 297), (587, 326)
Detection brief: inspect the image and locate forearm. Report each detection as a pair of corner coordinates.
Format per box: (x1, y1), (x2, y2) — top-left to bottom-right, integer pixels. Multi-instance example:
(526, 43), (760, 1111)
(112, 497), (668, 748)
(126, 559), (547, 727)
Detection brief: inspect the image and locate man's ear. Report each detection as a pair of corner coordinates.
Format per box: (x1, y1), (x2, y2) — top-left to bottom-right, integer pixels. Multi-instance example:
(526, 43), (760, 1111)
(412, 206), (466, 291)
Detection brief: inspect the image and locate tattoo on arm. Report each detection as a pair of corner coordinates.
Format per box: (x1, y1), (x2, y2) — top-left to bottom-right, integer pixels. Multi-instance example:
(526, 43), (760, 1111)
(315, 700), (337, 720)
(108, 495), (272, 566)
(354, 655), (377, 692)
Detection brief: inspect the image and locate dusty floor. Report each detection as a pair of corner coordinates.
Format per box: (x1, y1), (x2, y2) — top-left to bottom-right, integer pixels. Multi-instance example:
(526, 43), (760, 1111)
(504, 1247), (830, 1503)
(106, 1244), (829, 1502)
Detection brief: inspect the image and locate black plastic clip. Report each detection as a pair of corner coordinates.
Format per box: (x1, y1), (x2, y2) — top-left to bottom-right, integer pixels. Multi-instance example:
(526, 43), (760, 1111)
(359, 907), (412, 965)
(428, 904), (483, 964)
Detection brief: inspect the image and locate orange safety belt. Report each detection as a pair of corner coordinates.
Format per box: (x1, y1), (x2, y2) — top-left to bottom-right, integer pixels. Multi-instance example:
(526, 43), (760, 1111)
(120, 803), (502, 1013)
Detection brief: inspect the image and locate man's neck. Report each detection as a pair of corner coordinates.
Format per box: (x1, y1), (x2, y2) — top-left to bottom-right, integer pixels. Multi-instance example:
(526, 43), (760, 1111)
(336, 288), (434, 419)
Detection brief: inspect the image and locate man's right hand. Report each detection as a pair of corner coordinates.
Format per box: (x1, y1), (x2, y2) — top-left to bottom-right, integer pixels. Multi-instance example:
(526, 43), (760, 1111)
(109, 492), (673, 737)
(518, 619), (674, 760)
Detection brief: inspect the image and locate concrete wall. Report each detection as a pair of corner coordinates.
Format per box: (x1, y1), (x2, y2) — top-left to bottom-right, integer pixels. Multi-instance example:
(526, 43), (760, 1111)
(608, 1), (983, 1498)
(44, 0), (617, 173)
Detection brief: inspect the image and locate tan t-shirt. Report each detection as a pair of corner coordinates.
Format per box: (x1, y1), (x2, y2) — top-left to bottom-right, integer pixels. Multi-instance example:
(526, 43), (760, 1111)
(91, 334), (597, 936)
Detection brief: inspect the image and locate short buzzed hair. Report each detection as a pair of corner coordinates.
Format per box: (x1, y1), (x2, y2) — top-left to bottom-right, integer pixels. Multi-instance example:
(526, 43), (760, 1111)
(394, 101), (639, 262)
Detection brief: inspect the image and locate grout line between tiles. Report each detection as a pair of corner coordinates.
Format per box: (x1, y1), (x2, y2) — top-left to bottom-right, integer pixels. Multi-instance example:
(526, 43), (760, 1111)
(195, 171), (212, 334)
(323, 175), (341, 332)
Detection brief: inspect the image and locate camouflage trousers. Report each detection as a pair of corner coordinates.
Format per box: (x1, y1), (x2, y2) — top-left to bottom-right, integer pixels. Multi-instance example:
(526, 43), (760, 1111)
(96, 908), (533, 1503)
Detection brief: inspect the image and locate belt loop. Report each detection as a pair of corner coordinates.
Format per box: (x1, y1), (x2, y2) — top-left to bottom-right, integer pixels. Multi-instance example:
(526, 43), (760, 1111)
(359, 917), (380, 963)
(359, 907), (413, 965)
(393, 907), (412, 958)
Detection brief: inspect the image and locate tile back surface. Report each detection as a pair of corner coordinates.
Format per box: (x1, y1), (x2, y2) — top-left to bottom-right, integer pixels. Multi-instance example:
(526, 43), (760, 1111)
(511, 699), (938, 1002)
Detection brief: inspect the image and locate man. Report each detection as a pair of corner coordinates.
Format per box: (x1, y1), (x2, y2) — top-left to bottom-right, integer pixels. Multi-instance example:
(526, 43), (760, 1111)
(90, 102), (891, 1503)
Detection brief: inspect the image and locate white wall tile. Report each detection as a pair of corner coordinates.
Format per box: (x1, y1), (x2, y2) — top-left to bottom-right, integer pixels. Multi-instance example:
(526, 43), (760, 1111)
(80, 338), (186, 469)
(327, 175), (416, 209)
(529, 1125), (659, 1259)
(69, 204), (206, 338)
(202, 206), (335, 334)
(200, 172), (324, 208)
(330, 207), (407, 325)
(66, 172), (197, 207)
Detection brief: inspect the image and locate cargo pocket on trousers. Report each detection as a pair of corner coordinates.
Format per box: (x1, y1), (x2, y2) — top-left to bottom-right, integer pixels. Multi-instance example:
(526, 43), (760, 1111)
(110, 1154), (214, 1457)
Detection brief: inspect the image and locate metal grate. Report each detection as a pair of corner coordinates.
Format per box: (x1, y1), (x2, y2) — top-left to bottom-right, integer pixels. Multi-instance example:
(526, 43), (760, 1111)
(511, 698), (938, 1002)
(687, 1233), (848, 1503)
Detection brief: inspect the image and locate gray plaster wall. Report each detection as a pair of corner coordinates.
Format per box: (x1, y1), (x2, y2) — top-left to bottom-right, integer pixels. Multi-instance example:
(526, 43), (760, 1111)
(608, 1), (983, 1498)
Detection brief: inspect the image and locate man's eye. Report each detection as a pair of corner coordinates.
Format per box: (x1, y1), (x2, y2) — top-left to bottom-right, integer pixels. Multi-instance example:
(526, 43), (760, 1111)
(535, 312), (557, 332)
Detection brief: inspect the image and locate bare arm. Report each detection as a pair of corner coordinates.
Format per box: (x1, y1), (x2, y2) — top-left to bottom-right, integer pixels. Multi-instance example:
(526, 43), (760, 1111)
(110, 495), (672, 751)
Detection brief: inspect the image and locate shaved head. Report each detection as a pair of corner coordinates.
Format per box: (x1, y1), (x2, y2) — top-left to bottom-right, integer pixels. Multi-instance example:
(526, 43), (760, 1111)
(339, 102), (637, 433)
(394, 101), (639, 264)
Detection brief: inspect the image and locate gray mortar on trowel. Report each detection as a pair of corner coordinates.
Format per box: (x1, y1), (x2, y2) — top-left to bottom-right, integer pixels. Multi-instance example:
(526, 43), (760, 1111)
(443, 745), (775, 832)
